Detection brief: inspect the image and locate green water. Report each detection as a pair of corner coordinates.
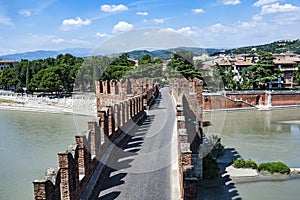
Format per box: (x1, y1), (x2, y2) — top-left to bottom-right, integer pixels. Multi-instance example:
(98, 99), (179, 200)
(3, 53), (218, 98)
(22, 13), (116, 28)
(0, 110), (91, 200)
(205, 107), (300, 200)
(1, 108), (300, 199)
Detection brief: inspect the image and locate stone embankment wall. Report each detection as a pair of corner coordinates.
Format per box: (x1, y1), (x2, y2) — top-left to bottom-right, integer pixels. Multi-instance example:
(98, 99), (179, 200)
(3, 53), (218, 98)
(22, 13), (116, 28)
(33, 79), (159, 200)
(170, 78), (203, 200)
(203, 90), (300, 110)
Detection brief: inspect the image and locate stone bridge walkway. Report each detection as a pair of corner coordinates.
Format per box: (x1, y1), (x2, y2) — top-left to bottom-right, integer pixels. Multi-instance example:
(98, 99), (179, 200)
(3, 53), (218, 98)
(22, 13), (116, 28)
(90, 87), (177, 200)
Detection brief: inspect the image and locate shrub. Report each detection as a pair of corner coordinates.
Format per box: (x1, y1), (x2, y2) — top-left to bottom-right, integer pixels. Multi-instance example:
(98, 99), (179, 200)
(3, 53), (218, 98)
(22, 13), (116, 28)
(211, 138), (225, 159)
(203, 154), (220, 179)
(244, 159), (258, 169)
(258, 161), (290, 174)
(233, 158), (245, 168)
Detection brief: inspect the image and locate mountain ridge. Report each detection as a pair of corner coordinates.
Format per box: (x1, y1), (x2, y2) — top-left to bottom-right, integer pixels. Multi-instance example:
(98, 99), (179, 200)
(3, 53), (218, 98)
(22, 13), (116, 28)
(1, 39), (299, 61)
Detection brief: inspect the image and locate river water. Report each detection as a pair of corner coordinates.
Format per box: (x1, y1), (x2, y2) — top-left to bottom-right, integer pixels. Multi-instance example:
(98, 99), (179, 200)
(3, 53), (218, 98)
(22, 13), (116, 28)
(204, 107), (300, 200)
(0, 110), (91, 200)
(1, 108), (300, 199)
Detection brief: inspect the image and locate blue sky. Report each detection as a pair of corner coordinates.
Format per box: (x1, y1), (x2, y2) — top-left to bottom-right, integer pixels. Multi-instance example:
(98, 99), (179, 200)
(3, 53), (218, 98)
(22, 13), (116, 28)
(0, 0), (300, 55)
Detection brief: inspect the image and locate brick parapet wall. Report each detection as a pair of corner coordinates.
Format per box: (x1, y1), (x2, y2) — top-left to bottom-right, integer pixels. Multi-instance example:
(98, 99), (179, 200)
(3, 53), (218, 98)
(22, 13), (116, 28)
(33, 79), (160, 200)
(170, 78), (203, 200)
(203, 91), (300, 110)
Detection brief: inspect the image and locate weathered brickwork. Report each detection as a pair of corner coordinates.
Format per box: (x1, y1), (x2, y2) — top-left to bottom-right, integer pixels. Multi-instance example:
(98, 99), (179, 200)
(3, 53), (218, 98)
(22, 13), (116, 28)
(170, 78), (203, 200)
(33, 79), (160, 200)
(203, 91), (300, 110)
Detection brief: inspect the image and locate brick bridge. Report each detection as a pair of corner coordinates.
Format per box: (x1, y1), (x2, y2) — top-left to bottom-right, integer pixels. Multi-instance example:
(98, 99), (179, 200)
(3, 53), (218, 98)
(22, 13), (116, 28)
(33, 78), (205, 200)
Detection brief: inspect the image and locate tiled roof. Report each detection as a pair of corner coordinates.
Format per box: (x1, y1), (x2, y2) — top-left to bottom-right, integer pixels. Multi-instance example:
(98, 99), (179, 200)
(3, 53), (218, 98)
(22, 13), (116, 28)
(0, 60), (17, 63)
(217, 59), (252, 66)
(273, 57), (299, 64)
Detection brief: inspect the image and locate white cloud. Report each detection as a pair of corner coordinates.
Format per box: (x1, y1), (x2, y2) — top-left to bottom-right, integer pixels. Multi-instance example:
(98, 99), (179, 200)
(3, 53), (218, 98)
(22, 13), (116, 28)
(253, 0), (279, 7)
(96, 32), (110, 38)
(222, 0), (241, 5)
(61, 17), (91, 31)
(177, 27), (197, 36)
(273, 13), (300, 25)
(0, 15), (13, 26)
(0, 49), (17, 56)
(209, 23), (227, 32)
(261, 3), (300, 14)
(153, 18), (164, 24)
(253, 14), (263, 21)
(70, 39), (91, 46)
(19, 9), (31, 17)
(113, 21), (133, 32)
(192, 8), (205, 14)
(136, 11), (148, 16)
(100, 4), (128, 12)
(51, 38), (65, 44)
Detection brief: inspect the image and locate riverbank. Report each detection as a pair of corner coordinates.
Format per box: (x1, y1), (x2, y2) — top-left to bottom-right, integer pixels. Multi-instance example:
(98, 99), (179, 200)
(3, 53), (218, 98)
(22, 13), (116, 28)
(0, 94), (96, 116)
(218, 148), (300, 185)
(198, 148), (300, 199)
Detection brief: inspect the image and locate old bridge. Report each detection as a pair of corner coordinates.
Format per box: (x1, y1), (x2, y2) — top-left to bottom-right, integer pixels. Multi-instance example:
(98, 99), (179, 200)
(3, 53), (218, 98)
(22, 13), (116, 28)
(33, 78), (204, 200)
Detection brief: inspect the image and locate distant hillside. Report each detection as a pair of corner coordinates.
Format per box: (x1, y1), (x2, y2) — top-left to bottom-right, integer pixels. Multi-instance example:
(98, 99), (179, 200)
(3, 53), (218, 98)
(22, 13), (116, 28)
(0, 47), (221, 61)
(225, 39), (300, 54)
(0, 48), (92, 61)
(128, 47), (221, 60)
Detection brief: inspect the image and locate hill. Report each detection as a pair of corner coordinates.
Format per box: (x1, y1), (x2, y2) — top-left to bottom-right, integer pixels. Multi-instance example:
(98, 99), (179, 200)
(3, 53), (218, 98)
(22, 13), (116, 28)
(0, 48), (92, 61)
(225, 39), (300, 54)
(127, 47), (221, 60)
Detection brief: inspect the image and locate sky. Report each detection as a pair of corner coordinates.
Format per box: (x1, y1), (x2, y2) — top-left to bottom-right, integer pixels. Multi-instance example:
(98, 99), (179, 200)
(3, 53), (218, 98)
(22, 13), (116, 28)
(0, 0), (300, 55)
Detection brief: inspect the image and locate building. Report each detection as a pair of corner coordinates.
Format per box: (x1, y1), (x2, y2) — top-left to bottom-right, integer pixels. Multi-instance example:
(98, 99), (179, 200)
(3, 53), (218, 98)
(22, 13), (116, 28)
(215, 52), (300, 89)
(274, 56), (300, 88)
(0, 60), (17, 71)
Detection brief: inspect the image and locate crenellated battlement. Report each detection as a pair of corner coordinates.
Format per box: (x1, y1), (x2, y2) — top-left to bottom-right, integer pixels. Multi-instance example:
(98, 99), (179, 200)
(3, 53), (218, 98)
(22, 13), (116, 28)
(170, 78), (204, 200)
(33, 79), (160, 200)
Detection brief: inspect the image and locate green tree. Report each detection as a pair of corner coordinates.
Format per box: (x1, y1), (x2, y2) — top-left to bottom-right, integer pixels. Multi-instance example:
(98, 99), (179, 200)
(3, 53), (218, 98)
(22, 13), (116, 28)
(28, 66), (62, 93)
(0, 68), (17, 90)
(223, 67), (238, 90)
(294, 64), (300, 87)
(110, 53), (135, 67)
(167, 50), (202, 79)
(240, 68), (252, 89)
(139, 54), (152, 65)
(249, 52), (280, 89)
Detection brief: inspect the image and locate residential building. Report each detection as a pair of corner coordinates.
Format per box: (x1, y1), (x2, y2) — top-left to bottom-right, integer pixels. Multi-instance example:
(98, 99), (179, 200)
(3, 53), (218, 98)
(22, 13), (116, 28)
(0, 60), (17, 71)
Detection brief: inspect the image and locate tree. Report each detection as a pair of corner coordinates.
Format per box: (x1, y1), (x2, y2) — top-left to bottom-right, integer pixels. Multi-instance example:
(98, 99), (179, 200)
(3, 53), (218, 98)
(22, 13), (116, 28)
(139, 54), (152, 65)
(202, 64), (224, 92)
(249, 52), (280, 89)
(294, 64), (300, 86)
(0, 68), (17, 89)
(110, 53), (135, 67)
(167, 50), (202, 79)
(240, 68), (252, 89)
(28, 66), (62, 93)
(101, 53), (135, 81)
(223, 67), (238, 90)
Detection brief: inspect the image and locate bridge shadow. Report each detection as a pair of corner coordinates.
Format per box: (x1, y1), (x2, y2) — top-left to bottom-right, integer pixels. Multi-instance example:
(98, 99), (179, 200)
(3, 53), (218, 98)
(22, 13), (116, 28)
(92, 114), (156, 200)
(197, 148), (243, 200)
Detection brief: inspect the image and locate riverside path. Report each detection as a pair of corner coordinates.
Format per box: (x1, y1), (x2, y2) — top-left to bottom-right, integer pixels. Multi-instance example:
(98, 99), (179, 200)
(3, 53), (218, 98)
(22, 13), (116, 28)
(90, 86), (177, 200)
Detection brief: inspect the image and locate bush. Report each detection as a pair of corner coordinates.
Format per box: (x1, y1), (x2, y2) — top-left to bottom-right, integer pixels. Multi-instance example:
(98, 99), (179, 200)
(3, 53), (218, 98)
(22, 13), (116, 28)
(211, 138), (225, 159)
(244, 159), (258, 169)
(203, 154), (220, 179)
(258, 161), (290, 174)
(233, 158), (245, 168)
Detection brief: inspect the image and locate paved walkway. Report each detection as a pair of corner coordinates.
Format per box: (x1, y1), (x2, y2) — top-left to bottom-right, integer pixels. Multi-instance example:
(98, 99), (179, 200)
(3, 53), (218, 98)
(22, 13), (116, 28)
(91, 87), (177, 200)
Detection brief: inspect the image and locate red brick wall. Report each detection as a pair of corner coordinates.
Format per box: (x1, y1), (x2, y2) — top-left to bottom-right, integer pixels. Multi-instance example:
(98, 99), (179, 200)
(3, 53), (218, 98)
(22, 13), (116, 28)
(203, 92), (300, 110)
(272, 94), (300, 106)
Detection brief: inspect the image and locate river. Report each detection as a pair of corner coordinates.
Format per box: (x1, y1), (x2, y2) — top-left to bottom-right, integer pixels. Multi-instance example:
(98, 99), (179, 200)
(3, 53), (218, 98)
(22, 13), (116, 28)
(0, 110), (92, 200)
(1, 108), (300, 199)
(204, 107), (300, 200)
